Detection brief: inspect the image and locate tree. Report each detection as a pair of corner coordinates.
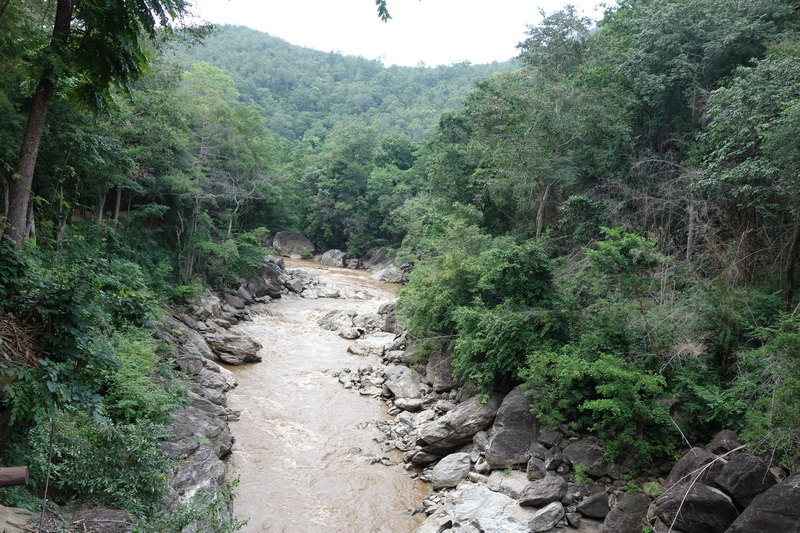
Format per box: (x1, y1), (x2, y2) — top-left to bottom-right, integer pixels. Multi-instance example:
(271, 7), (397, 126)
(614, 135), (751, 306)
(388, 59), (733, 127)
(3, 0), (195, 248)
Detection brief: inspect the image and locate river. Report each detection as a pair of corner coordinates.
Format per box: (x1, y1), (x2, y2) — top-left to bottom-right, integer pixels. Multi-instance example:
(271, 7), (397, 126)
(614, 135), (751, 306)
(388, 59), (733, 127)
(225, 259), (427, 532)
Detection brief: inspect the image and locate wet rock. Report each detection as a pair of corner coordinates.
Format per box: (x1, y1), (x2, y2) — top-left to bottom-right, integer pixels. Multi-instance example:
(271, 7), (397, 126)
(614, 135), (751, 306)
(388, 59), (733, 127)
(431, 452), (472, 489)
(416, 394), (503, 457)
(725, 473), (800, 533)
(653, 482), (739, 533)
(272, 231), (315, 258)
(529, 502), (565, 532)
(485, 386), (540, 469)
(519, 472), (569, 507)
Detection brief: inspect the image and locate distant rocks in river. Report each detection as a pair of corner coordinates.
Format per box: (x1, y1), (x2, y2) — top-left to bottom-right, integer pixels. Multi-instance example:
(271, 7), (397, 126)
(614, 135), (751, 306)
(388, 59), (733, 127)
(272, 231), (315, 258)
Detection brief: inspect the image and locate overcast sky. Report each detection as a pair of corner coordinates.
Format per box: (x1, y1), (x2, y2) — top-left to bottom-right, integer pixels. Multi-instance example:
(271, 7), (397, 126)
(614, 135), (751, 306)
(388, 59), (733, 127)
(189, 0), (613, 67)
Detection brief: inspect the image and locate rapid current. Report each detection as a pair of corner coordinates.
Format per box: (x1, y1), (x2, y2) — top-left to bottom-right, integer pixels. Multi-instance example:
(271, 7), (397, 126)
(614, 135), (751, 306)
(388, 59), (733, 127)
(224, 259), (427, 532)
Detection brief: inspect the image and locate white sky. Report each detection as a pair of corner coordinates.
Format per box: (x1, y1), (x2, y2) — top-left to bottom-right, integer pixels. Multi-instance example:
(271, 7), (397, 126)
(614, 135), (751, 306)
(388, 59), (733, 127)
(189, 0), (613, 67)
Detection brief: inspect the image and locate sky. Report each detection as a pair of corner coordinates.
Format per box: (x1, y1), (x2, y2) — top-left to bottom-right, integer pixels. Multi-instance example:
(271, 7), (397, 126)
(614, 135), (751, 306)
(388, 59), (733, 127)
(189, 0), (613, 67)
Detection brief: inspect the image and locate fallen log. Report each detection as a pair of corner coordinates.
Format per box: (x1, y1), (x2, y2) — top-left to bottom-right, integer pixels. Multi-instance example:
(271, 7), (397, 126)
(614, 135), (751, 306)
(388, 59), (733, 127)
(0, 467), (28, 487)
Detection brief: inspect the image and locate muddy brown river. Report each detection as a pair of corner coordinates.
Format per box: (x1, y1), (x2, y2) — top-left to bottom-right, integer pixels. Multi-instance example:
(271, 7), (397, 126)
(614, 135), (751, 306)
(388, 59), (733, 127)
(225, 260), (427, 532)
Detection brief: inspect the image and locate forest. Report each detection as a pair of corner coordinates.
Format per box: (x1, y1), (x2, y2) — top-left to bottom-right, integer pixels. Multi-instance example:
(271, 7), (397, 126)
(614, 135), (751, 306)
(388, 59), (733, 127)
(1, 0), (799, 528)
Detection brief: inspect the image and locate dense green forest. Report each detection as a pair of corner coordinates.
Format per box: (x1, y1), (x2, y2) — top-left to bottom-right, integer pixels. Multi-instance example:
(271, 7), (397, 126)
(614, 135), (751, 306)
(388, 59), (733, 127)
(1, 0), (800, 526)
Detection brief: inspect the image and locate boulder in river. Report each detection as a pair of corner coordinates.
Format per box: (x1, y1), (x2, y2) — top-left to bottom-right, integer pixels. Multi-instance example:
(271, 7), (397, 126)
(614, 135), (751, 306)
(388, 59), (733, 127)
(371, 266), (404, 283)
(272, 231), (315, 258)
(319, 249), (347, 267)
(205, 334), (262, 365)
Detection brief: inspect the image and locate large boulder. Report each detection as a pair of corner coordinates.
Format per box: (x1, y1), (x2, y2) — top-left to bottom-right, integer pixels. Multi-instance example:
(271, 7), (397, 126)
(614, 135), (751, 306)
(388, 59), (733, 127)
(431, 452), (472, 489)
(416, 482), (538, 533)
(714, 453), (777, 509)
(603, 493), (650, 533)
(318, 310), (356, 331)
(519, 473), (568, 507)
(371, 266), (404, 283)
(576, 490), (610, 518)
(272, 231), (315, 258)
(529, 502), (565, 533)
(319, 249), (347, 267)
(163, 315), (216, 361)
(205, 334), (262, 365)
(652, 482), (739, 533)
(416, 394), (504, 456)
(563, 439), (610, 479)
(665, 447), (724, 489)
(383, 365), (423, 399)
(166, 406), (234, 459)
(347, 332), (396, 357)
(724, 473), (800, 533)
(485, 386), (540, 469)
(425, 347), (460, 392)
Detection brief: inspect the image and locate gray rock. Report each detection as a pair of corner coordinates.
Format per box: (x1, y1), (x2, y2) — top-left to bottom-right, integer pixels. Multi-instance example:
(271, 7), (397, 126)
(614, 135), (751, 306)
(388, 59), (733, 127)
(576, 491), (610, 518)
(653, 482), (739, 533)
(519, 473), (569, 507)
(236, 286), (254, 303)
(371, 266), (404, 283)
(339, 327), (361, 339)
(319, 249), (347, 267)
(205, 334), (262, 365)
(394, 398), (424, 411)
(527, 456), (548, 480)
(222, 292), (247, 310)
(316, 285), (341, 298)
(725, 473), (800, 533)
(563, 439), (609, 479)
(425, 347), (460, 392)
(431, 453), (472, 489)
(538, 428), (562, 448)
(384, 365), (423, 398)
(485, 386), (540, 469)
(416, 394), (503, 457)
(487, 469), (530, 499)
(272, 231), (315, 258)
(714, 453), (777, 509)
(353, 312), (382, 331)
(347, 332), (396, 357)
(602, 493), (650, 533)
(416, 482), (538, 533)
(665, 447), (724, 489)
(318, 309), (356, 331)
(529, 502), (565, 532)
(163, 315), (217, 361)
(167, 407), (234, 459)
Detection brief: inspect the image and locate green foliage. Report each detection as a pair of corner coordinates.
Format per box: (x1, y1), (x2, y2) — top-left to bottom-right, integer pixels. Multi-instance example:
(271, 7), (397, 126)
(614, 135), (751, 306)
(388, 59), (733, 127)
(25, 411), (176, 516)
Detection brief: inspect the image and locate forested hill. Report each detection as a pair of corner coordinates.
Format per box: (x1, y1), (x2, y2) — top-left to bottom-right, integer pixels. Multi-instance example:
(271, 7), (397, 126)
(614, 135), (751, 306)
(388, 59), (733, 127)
(173, 25), (516, 142)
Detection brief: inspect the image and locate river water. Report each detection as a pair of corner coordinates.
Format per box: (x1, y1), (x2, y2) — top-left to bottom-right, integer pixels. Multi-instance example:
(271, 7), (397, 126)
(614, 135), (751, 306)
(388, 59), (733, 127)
(225, 260), (427, 532)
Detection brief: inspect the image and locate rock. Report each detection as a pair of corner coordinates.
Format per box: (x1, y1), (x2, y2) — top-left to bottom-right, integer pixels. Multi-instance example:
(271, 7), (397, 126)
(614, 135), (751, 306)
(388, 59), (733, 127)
(319, 249), (347, 267)
(538, 428), (562, 448)
(339, 327), (361, 339)
(665, 447), (724, 489)
(519, 473), (569, 507)
(425, 347), (460, 392)
(364, 245), (394, 269)
(653, 482), (739, 533)
(416, 482), (538, 533)
(526, 456), (548, 480)
(236, 286), (254, 303)
(272, 231), (315, 258)
(318, 309), (356, 331)
(431, 453), (472, 489)
(485, 386), (540, 469)
(724, 473), (800, 533)
(384, 365), (423, 398)
(416, 393), (503, 457)
(285, 278), (305, 293)
(163, 315), (216, 361)
(205, 334), (262, 365)
(563, 439), (610, 479)
(394, 398), (424, 411)
(709, 430), (741, 456)
(353, 312), (382, 331)
(347, 332), (396, 357)
(602, 493), (650, 533)
(714, 453), (777, 509)
(222, 292), (247, 310)
(371, 266), (404, 283)
(167, 407), (234, 459)
(529, 502), (565, 533)
(301, 288), (318, 299)
(316, 285), (341, 298)
(576, 490), (610, 518)
(487, 469), (530, 500)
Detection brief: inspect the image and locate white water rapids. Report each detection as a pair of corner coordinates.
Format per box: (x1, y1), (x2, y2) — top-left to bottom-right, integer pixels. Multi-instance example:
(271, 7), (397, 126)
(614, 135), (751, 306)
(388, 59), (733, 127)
(224, 260), (427, 532)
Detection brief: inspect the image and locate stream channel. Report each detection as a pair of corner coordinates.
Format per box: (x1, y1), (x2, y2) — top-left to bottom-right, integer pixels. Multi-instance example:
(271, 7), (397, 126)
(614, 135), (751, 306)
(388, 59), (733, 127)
(224, 259), (428, 532)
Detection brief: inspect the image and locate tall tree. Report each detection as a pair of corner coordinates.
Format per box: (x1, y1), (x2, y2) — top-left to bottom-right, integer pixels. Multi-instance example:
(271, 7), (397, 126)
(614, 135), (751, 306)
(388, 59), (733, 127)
(3, 0), (193, 248)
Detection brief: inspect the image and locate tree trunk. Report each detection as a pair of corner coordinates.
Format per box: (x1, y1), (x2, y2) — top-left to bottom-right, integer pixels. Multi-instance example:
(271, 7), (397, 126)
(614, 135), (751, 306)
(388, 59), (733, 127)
(3, 0), (74, 248)
(535, 181), (553, 240)
(1, 171), (8, 218)
(97, 190), (106, 223)
(785, 214), (800, 311)
(113, 187), (122, 220)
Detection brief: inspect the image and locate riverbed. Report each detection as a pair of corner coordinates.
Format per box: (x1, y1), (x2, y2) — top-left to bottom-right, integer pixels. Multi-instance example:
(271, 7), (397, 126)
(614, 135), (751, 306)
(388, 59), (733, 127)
(225, 260), (427, 532)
